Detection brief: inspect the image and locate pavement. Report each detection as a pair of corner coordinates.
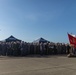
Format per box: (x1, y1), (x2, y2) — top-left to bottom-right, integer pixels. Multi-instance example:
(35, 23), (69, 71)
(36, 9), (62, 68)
(0, 55), (76, 75)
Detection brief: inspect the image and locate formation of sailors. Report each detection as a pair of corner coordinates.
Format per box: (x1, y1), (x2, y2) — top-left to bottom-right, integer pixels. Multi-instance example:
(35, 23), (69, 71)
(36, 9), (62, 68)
(0, 41), (71, 56)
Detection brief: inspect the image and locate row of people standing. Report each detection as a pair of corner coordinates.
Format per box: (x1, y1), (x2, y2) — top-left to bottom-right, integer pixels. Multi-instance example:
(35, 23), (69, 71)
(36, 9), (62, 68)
(0, 41), (71, 56)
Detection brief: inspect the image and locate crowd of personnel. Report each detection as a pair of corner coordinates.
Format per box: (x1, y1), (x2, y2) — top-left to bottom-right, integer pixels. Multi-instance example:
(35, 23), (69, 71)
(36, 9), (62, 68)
(0, 41), (71, 56)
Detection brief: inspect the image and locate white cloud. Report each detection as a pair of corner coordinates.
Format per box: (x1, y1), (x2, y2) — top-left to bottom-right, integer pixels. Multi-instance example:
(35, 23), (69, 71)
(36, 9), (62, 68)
(25, 14), (37, 21)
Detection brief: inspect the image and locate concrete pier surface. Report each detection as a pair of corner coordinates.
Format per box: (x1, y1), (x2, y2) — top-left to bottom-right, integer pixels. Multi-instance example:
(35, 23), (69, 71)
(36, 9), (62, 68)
(0, 55), (76, 75)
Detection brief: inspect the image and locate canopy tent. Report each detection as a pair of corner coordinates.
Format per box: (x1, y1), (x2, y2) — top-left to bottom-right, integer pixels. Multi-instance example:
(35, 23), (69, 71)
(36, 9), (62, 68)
(33, 37), (50, 43)
(5, 35), (21, 42)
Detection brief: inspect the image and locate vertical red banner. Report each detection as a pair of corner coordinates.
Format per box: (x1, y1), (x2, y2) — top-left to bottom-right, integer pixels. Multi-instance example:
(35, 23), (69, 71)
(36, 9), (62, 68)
(68, 33), (76, 48)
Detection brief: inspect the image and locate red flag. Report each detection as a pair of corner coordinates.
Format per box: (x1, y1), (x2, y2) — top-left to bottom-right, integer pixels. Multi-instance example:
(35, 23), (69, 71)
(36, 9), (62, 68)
(68, 33), (76, 48)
